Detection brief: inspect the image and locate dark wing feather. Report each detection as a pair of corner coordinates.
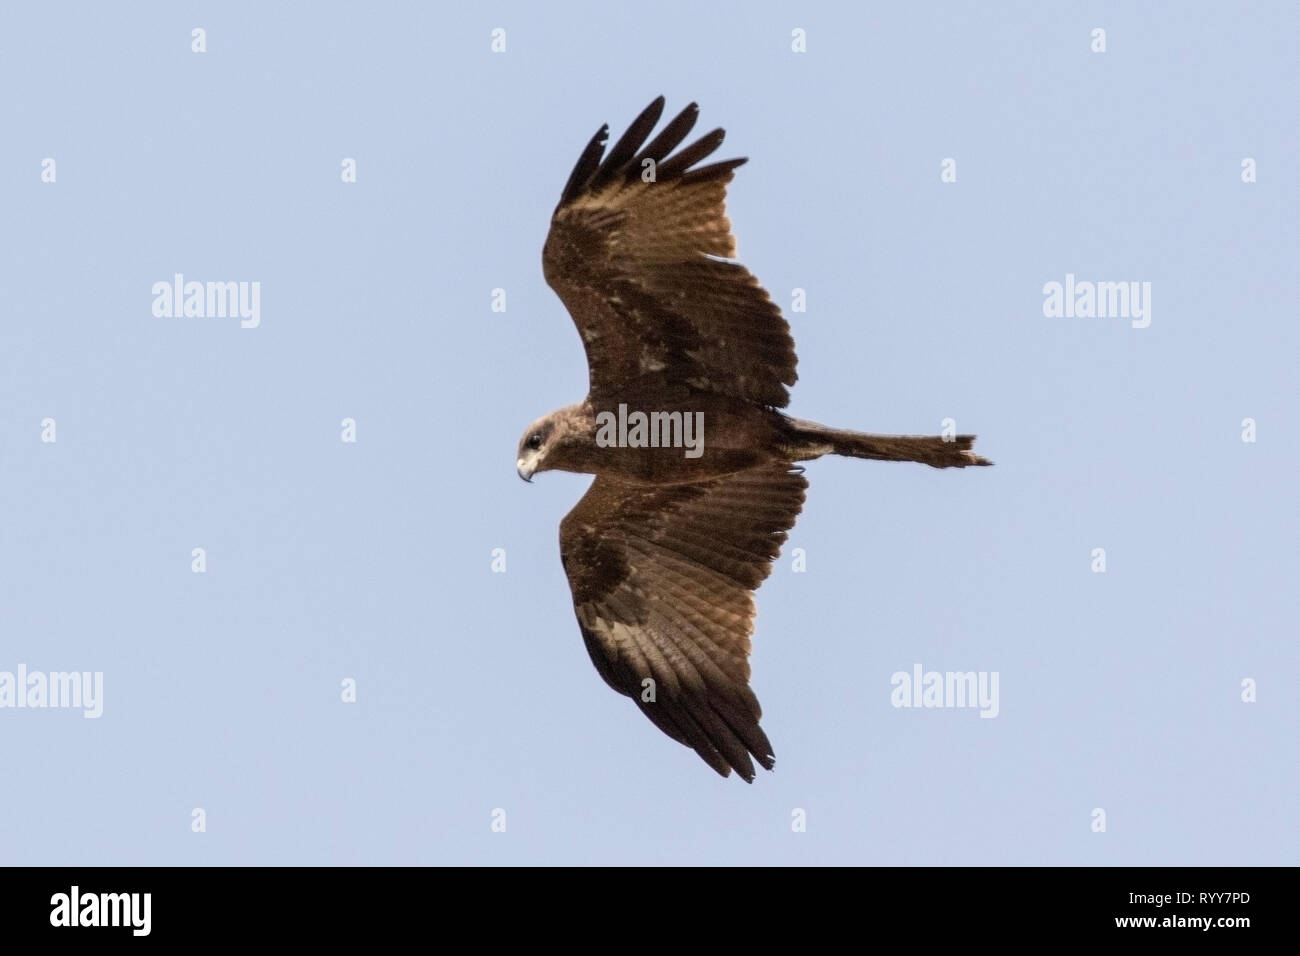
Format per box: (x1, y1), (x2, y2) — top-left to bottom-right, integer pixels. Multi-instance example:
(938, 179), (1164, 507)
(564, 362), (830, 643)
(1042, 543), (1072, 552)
(543, 98), (798, 408)
(557, 125), (608, 209)
(559, 462), (808, 781)
(633, 101), (700, 170)
(588, 97), (664, 193)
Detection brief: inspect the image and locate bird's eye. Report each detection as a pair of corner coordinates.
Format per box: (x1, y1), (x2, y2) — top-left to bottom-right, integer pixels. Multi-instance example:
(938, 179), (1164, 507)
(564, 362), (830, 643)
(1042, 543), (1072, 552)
(527, 433), (543, 451)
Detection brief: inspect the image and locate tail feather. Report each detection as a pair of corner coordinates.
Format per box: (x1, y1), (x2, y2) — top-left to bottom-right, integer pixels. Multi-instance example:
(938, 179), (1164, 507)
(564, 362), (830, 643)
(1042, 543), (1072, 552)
(785, 418), (992, 469)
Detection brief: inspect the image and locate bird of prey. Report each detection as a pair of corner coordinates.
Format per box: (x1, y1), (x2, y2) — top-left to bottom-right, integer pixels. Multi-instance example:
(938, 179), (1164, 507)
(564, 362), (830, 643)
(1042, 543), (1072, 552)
(517, 97), (990, 782)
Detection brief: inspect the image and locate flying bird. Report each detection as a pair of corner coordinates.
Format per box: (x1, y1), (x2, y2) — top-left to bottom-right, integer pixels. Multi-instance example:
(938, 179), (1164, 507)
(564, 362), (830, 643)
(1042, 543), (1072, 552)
(517, 97), (990, 782)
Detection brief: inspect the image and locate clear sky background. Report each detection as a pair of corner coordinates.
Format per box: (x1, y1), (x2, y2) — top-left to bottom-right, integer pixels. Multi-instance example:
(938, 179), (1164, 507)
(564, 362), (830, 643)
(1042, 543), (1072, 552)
(1, 2), (1295, 865)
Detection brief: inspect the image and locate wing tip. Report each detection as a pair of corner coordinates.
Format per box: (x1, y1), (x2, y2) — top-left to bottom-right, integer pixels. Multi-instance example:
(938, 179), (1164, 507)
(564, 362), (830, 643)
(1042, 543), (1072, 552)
(557, 99), (744, 207)
(557, 122), (611, 208)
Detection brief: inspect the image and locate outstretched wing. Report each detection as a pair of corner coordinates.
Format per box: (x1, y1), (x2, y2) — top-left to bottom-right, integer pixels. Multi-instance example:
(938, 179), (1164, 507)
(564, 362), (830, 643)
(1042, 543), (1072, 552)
(543, 97), (798, 408)
(558, 461), (808, 781)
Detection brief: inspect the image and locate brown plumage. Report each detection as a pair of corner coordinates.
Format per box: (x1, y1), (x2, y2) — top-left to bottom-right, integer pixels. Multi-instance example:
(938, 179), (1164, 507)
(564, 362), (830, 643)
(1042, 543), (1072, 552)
(517, 97), (991, 782)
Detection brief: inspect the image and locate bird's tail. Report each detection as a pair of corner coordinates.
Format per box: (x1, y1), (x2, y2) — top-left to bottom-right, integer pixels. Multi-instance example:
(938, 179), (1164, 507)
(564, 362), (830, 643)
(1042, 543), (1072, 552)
(783, 417), (992, 469)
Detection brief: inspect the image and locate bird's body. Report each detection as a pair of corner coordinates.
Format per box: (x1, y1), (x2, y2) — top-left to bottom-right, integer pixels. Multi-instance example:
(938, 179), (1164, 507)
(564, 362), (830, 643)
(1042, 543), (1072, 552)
(524, 396), (797, 484)
(518, 98), (990, 782)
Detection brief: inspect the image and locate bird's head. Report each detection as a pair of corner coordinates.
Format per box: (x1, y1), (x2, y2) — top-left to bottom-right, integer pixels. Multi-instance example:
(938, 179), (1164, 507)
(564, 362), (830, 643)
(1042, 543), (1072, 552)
(515, 414), (558, 482)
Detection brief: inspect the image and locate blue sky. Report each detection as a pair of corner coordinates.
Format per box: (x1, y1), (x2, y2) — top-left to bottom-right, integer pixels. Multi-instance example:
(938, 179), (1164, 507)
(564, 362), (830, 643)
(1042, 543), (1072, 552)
(1, 2), (1295, 865)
